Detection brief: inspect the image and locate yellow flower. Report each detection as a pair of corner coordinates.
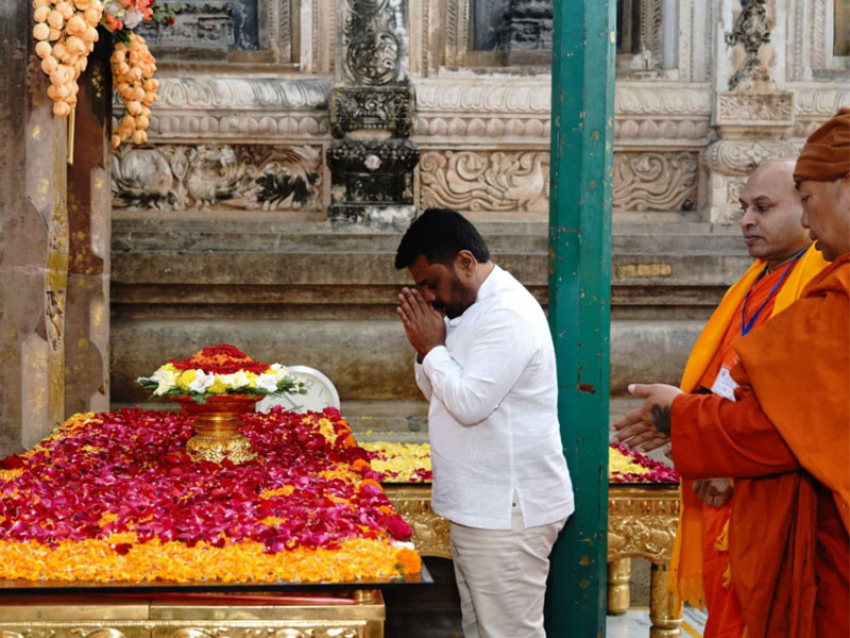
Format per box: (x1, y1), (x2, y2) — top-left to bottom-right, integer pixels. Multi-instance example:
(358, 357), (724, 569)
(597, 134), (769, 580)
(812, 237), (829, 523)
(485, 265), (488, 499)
(245, 371), (258, 388)
(177, 369), (198, 390)
(208, 378), (228, 394)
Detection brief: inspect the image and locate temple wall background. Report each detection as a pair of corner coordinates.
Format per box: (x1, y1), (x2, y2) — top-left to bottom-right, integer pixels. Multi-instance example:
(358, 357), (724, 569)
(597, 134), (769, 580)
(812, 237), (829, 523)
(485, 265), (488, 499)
(106, 0), (849, 423)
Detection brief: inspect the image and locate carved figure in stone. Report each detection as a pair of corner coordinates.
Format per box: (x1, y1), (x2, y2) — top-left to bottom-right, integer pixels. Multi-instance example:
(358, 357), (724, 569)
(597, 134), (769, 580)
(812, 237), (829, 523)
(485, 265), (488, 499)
(725, 0), (771, 90)
(343, 0), (404, 86)
(112, 145), (322, 211)
(186, 145), (240, 205)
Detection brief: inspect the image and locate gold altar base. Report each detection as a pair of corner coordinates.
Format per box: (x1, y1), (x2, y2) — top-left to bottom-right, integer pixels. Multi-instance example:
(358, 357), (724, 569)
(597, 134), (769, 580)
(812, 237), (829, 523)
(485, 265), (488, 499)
(0, 591), (385, 638)
(385, 484), (683, 638)
(177, 397), (258, 465)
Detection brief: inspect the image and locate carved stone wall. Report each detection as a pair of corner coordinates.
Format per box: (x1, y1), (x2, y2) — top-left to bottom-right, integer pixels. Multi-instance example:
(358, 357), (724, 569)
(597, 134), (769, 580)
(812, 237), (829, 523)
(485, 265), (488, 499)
(112, 144), (323, 212)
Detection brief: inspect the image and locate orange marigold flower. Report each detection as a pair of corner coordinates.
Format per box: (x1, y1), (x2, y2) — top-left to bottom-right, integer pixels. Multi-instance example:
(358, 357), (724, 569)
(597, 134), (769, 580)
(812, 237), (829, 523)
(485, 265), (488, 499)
(352, 459), (371, 474)
(378, 505), (394, 517)
(395, 548), (422, 575)
(339, 434), (356, 449)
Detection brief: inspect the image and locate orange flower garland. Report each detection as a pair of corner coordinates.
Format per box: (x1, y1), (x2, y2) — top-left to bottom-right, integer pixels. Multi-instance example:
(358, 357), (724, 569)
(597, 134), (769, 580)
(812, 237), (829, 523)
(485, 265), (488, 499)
(110, 33), (156, 147)
(33, 0), (104, 117)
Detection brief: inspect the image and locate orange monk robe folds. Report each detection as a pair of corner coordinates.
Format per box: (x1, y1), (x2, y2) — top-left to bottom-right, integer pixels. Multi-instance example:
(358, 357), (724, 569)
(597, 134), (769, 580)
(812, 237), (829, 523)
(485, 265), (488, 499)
(671, 255), (850, 638)
(670, 245), (829, 638)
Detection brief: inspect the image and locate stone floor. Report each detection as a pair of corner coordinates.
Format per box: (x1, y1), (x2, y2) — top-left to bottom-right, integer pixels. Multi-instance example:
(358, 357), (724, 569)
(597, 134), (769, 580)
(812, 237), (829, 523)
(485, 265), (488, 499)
(385, 558), (708, 638)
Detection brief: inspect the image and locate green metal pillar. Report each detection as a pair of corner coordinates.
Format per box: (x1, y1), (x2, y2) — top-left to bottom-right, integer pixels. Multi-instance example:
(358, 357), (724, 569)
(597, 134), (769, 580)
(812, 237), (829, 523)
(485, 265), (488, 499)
(545, 0), (616, 635)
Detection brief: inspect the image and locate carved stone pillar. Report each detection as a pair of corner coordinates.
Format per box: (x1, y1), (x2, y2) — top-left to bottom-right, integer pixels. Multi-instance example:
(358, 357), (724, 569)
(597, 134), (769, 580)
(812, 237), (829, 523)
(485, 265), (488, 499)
(702, 0), (796, 223)
(328, 0), (419, 229)
(0, 1), (67, 455)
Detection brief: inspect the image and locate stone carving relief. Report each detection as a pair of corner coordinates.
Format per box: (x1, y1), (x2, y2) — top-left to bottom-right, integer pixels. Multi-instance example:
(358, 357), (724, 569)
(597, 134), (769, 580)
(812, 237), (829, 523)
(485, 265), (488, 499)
(419, 150), (550, 213)
(714, 92), (794, 140)
(414, 80), (550, 140)
(613, 152), (698, 213)
(416, 80), (550, 113)
(111, 144), (323, 211)
(706, 139), (797, 175)
(420, 149), (703, 214)
(725, 0), (771, 90)
(331, 86), (414, 137)
(607, 488), (679, 563)
(794, 88), (850, 138)
(413, 81), (713, 145)
(327, 139), (418, 204)
(121, 77), (332, 143)
(340, 0), (409, 85)
(716, 92), (793, 122)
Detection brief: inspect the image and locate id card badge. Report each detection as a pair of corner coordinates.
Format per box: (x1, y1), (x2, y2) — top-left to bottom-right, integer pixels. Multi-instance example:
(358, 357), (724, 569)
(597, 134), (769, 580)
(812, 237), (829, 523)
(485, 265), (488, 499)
(711, 366), (738, 402)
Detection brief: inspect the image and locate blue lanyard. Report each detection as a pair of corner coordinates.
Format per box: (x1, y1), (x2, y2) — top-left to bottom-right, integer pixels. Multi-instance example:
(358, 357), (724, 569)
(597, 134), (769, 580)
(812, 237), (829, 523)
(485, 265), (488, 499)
(741, 248), (807, 336)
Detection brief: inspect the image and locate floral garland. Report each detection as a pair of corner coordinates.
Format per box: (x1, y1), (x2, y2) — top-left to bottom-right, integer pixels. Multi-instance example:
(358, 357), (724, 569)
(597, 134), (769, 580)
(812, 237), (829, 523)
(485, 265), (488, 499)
(32, 0), (173, 147)
(0, 407), (422, 583)
(102, 0), (173, 148)
(137, 344), (307, 404)
(360, 441), (678, 485)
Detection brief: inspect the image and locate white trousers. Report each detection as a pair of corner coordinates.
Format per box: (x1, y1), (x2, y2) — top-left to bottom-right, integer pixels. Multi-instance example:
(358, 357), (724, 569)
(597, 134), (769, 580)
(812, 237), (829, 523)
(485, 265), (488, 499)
(449, 497), (568, 638)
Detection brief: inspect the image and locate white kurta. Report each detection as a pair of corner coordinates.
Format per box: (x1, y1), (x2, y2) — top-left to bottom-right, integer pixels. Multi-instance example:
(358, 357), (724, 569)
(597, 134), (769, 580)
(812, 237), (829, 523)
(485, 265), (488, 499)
(415, 264), (574, 530)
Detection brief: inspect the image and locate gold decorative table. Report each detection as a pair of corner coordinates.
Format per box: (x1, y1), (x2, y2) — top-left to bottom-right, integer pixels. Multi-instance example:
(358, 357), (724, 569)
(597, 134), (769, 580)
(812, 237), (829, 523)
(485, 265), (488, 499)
(0, 591), (386, 638)
(386, 483), (683, 638)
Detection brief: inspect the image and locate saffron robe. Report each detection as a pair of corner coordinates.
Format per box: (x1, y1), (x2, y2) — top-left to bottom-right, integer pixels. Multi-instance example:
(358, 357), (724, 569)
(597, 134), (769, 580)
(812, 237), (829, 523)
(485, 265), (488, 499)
(671, 245), (829, 633)
(671, 254), (850, 638)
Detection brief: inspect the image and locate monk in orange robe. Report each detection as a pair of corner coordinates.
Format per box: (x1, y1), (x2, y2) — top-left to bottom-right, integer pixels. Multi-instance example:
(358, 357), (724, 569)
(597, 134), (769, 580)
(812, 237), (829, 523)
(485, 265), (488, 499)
(613, 107), (850, 638)
(671, 160), (828, 638)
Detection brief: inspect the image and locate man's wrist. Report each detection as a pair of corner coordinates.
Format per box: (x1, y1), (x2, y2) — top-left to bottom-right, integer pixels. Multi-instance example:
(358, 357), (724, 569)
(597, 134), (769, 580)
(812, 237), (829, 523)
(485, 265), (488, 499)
(417, 345), (436, 363)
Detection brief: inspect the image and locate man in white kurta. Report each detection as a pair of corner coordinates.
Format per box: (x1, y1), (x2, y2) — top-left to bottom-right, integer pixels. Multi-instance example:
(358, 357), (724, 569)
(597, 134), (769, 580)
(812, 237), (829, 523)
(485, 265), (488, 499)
(395, 208), (574, 638)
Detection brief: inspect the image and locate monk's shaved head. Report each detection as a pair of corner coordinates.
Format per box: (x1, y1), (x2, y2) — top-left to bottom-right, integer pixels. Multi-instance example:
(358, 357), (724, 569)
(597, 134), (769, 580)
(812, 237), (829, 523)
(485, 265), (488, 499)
(739, 159), (811, 270)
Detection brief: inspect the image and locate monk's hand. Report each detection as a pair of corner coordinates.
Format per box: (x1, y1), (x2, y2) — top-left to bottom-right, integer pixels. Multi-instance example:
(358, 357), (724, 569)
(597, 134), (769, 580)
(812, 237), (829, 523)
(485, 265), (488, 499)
(396, 287), (446, 361)
(693, 478), (733, 508)
(611, 383), (683, 452)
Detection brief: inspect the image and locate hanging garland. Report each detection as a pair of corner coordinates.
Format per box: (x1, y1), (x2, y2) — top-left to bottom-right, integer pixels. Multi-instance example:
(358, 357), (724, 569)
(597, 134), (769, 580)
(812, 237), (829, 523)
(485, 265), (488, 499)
(32, 0), (103, 118)
(109, 33), (157, 147)
(33, 0), (173, 148)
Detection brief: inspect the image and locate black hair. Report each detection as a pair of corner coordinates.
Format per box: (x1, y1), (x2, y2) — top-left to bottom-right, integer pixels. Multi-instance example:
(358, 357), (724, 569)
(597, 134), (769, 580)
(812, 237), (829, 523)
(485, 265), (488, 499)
(394, 208), (491, 270)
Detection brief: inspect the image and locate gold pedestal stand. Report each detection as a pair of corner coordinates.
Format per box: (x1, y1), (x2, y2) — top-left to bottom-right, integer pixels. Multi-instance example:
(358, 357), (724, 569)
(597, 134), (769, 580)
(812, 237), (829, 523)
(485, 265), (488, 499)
(385, 483), (684, 638)
(177, 396), (258, 465)
(0, 591), (386, 638)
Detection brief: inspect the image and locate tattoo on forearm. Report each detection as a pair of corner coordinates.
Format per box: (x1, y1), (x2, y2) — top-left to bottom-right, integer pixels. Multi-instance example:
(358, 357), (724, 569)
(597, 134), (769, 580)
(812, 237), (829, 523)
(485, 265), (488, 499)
(650, 404), (672, 436)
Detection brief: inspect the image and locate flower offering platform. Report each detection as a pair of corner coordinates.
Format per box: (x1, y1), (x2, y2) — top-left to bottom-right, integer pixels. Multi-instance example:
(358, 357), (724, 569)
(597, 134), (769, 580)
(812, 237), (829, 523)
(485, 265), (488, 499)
(0, 408), (433, 636)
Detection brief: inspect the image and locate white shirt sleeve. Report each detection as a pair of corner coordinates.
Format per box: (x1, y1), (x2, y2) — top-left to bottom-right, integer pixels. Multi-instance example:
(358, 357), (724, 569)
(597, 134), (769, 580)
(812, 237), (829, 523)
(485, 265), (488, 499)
(421, 308), (537, 426)
(414, 356), (433, 401)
